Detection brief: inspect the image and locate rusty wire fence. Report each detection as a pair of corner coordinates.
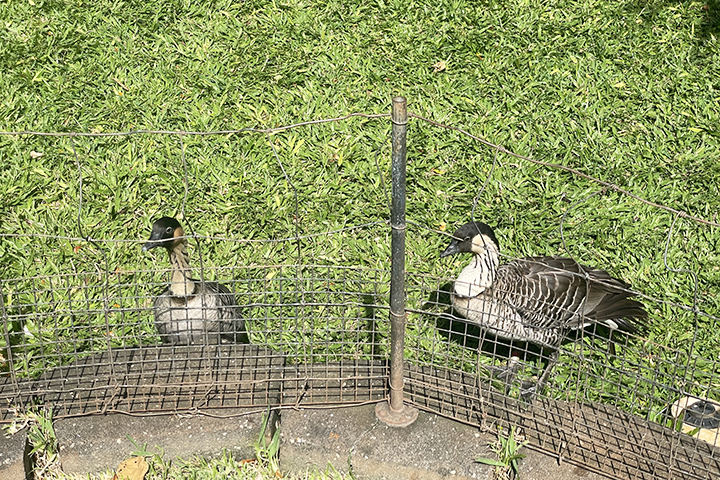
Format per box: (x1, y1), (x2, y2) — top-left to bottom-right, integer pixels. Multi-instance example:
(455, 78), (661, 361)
(1, 99), (720, 479)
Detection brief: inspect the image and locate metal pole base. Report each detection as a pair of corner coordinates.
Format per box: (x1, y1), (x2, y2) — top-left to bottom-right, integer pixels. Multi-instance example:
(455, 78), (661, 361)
(375, 401), (419, 427)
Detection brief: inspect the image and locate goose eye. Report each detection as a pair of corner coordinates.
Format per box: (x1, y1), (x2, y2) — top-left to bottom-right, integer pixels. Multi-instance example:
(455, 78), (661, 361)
(165, 227), (174, 235)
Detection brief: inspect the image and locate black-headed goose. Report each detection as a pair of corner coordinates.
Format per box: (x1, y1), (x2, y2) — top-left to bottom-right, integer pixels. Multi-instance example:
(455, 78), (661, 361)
(143, 216), (249, 345)
(441, 220), (646, 396)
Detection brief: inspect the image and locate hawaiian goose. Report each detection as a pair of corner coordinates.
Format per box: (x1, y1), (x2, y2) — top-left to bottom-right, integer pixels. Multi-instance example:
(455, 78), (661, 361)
(441, 221), (647, 396)
(143, 217), (249, 345)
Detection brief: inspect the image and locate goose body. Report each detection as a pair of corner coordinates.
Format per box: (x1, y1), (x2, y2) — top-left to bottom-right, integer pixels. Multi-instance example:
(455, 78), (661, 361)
(143, 217), (249, 345)
(441, 221), (647, 349)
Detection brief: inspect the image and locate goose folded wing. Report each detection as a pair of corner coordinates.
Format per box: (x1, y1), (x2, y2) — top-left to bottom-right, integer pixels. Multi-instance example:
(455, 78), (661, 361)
(500, 257), (596, 331)
(502, 256), (645, 333)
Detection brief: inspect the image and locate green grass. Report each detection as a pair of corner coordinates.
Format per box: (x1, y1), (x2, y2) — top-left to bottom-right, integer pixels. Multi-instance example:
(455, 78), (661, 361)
(476, 426), (528, 480)
(39, 449), (349, 480)
(1, 0), (720, 455)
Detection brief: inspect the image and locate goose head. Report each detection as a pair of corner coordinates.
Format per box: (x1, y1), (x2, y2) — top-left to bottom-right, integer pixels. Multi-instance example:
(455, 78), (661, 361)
(441, 221), (500, 258)
(142, 217), (185, 252)
(441, 221), (501, 295)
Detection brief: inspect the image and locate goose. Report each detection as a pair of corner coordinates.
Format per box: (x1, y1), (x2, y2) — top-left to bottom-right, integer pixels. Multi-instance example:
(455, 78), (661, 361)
(441, 221), (647, 397)
(142, 216), (249, 345)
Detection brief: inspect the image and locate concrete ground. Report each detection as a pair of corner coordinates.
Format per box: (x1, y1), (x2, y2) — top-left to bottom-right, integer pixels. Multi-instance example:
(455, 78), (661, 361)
(0, 403), (605, 479)
(280, 403), (603, 480)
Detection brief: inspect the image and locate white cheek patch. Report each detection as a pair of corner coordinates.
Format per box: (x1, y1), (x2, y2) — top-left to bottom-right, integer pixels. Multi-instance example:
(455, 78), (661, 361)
(469, 234), (496, 253)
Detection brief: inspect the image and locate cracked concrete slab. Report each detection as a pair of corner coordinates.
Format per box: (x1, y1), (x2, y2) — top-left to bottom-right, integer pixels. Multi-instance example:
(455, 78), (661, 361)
(4, 403), (605, 479)
(0, 428), (27, 480)
(279, 404), (604, 480)
(55, 409), (265, 476)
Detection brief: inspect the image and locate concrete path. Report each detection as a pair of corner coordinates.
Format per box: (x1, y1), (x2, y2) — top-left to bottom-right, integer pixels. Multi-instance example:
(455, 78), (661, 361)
(280, 403), (603, 480)
(1, 404), (605, 479)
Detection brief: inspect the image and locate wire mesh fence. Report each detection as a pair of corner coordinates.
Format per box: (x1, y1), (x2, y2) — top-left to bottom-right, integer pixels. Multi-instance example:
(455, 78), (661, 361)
(1, 101), (719, 479)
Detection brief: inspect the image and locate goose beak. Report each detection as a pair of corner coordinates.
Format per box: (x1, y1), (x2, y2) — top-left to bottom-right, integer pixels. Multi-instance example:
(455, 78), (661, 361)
(441, 241), (460, 258)
(143, 228), (172, 252)
(142, 241), (161, 252)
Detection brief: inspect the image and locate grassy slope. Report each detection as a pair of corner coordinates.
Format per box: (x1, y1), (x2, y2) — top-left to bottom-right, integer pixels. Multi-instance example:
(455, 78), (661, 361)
(0, 0), (719, 413)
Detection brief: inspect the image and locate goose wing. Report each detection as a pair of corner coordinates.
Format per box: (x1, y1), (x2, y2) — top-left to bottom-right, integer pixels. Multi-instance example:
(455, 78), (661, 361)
(207, 280), (249, 342)
(497, 256), (646, 332)
(195, 279), (242, 321)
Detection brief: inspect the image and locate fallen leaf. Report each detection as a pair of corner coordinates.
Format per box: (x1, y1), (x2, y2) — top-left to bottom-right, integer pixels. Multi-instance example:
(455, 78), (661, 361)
(432, 60), (447, 73)
(113, 456), (148, 480)
(30, 151), (43, 159)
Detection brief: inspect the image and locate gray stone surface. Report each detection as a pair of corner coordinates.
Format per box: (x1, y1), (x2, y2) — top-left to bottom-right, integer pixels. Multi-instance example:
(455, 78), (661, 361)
(0, 428), (27, 480)
(279, 404), (604, 480)
(55, 409), (265, 476)
(3, 404), (605, 479)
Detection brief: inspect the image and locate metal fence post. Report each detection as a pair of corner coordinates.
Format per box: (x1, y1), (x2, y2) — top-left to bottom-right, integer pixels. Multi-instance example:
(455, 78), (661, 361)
(375, 96), (419, 427)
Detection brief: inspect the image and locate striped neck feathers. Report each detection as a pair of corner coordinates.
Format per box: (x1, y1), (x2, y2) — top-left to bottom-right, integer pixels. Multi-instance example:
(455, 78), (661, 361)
(454, 233), (500, 297)
(168, 237), (196, 297)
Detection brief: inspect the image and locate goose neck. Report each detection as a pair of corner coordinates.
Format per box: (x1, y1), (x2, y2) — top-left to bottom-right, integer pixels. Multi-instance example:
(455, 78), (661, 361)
(453, 244), (499, 298)
(474, 245), (499, 288)
(168, 239), (195, 296)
